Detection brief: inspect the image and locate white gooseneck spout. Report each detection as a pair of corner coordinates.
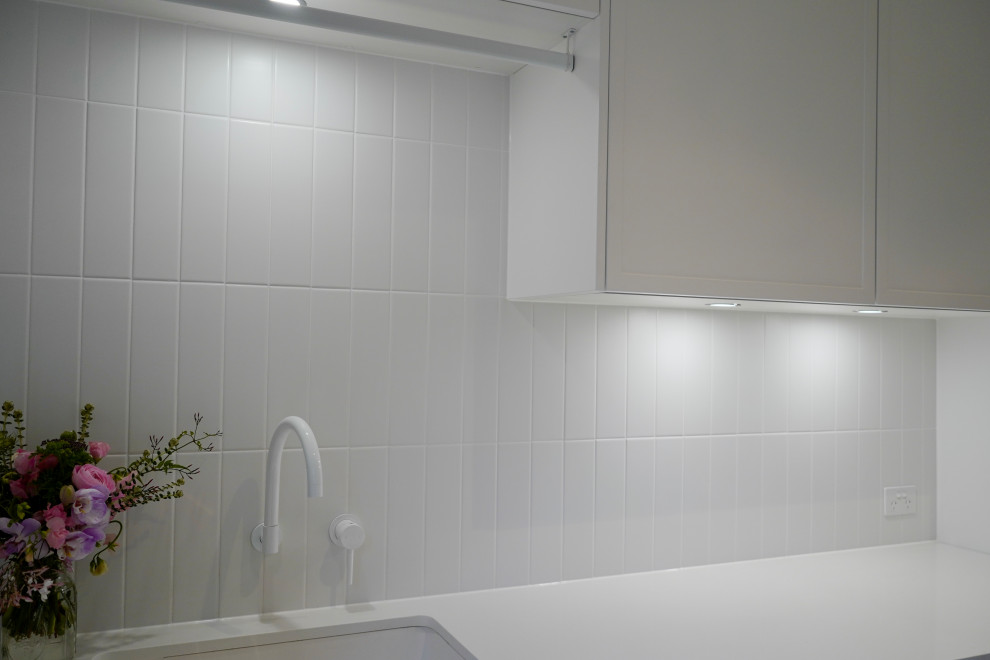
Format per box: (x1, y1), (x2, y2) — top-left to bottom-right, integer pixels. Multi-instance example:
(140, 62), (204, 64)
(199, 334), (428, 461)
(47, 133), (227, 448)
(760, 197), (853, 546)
(251, 416), (323, 554)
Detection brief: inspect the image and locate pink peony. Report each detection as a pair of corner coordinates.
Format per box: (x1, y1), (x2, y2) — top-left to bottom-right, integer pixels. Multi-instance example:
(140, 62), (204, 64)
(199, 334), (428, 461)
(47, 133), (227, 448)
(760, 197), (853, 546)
(72, 464), (116, 495)
(11, 450), (35, 476)
(88, 441), (110, 460)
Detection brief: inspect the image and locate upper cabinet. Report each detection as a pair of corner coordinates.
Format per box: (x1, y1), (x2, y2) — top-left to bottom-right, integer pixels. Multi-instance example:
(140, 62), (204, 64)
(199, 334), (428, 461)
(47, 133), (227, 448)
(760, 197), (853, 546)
(876, 0), (990, 310)
(508, 0), (990, 312)
(501, 0), (599, 18)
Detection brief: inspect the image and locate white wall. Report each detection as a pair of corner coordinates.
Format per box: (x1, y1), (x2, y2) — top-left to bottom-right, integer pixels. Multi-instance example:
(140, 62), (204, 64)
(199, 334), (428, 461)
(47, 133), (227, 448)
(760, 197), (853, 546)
(937, 318), (990, 552)
(0, 0), (936, 634)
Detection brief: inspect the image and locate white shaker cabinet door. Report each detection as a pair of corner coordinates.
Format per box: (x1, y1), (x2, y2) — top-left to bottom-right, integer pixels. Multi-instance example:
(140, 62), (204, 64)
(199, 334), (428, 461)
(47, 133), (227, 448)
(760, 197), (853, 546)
(876, 0), (990, 310)
(605, 0), (878, 305)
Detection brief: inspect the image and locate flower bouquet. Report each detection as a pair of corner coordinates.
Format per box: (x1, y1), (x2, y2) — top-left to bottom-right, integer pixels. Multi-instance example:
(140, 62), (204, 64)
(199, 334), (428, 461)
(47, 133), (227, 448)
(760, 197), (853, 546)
(0, 402), (218, 660)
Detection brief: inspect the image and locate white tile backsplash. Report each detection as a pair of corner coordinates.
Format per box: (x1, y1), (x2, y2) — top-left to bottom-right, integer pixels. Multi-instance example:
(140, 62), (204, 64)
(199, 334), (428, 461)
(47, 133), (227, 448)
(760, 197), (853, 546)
(0, 2), (937, 634)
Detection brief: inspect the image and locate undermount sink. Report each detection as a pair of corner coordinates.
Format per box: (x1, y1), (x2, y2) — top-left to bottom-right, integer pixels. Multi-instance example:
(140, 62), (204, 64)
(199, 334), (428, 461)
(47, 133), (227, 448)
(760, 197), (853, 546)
(90, 616), (477, 660)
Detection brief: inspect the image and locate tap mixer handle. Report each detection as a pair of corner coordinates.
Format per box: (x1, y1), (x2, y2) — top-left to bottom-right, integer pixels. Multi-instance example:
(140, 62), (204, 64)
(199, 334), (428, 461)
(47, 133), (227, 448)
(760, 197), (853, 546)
(329, 514), (365, 585)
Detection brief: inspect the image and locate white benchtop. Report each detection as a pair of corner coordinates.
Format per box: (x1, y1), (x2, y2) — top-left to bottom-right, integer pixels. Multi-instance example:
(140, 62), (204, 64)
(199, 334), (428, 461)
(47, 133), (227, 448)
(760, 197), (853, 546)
(80, 541), (990, 660)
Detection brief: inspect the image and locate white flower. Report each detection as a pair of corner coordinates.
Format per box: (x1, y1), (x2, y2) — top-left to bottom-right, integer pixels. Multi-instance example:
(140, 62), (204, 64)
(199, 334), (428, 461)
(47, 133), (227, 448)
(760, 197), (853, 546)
(36, 578), (54, 602)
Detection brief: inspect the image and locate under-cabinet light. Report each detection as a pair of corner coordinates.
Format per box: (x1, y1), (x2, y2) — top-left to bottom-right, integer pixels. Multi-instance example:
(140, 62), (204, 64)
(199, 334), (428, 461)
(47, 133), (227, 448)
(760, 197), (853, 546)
(707, 303), (741, 308)
(270, 0), (307, 6)
(855, 309), (887, 314)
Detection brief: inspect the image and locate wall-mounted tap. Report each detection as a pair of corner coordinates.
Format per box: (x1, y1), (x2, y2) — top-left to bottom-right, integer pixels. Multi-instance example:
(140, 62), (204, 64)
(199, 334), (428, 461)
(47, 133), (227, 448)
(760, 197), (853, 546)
(251, 416), (323, 554)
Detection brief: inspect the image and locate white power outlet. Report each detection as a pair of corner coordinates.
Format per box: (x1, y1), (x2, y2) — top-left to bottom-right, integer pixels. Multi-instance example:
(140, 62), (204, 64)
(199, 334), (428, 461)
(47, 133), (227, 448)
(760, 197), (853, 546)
(884, 485), (918, 516)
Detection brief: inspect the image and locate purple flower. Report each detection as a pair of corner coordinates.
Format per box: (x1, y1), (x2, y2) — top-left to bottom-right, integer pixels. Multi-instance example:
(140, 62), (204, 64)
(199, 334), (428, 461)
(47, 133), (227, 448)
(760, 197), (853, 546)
(0, 517), (42, 558)
(59, 527), (105, 561)
(71, 488), (111, 526)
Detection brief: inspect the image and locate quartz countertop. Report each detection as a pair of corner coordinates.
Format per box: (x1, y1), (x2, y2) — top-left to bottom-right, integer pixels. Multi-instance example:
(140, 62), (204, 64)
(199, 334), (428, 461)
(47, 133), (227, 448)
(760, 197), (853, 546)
(80, 541), (990, 660)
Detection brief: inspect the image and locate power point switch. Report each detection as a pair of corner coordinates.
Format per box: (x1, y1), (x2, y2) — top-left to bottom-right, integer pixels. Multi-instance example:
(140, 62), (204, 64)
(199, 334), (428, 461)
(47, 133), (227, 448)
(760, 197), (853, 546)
(884, 485), (918, 517)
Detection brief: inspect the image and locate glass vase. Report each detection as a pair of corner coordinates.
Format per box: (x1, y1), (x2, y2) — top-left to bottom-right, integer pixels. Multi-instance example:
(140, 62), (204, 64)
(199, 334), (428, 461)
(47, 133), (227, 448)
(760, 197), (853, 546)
(0, 561), (76, 660)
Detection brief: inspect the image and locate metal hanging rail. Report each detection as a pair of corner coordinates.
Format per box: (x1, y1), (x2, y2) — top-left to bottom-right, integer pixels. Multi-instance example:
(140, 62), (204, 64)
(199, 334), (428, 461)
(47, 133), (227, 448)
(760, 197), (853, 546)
(163, 0), (576, 71)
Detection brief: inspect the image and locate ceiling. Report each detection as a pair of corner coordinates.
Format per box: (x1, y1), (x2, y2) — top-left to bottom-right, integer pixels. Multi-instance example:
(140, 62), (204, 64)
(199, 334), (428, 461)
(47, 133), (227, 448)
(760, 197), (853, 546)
(54, 0), (593, 73)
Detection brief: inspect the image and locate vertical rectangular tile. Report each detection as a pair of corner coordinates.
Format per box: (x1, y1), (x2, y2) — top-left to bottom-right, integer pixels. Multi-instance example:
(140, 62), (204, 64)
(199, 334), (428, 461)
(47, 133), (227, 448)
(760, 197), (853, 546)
(387, 446), (427, 599)
(0, 0), (37, 94)
(565, 305), (596, 440)
(735, 434), (763, 560)
(429, 144), (468, 294)
(617, 442), (649, 575)
(128, 281), (178, 452)
(708, 436), (736, 565)
(274, 41), (315, 127)
(530, 441), (563, 584)
(134, 109), (182, 280)
(496, 443), (531, 587)
(465, 148), (502, 295)
(137, 19), (184, 111)
(347, 448), (388, 603)
(881, 319), (904, 429)
(497, 301), (532, 444)
(388, 293), (428, 445)
(84, 103), (135, 278)
(710, 313), (739, 435)
(395, 60), (430, 141)
(763, 314), (789, 433)
(737, 313), (765, 434)
(0, 92), (33, 274)
(432, 67), (467, 146)
(428, 295), (465, 445)
(218, 450), (264, 618)
(306, 447), (349, 607)
(124, 500), (174, 627)
(270, 124), (314, 286)
(761, 435), (788, 558)
(177, 283), (223, 434)
(594, 439), (625, 576)
(463, 297), (499, 445)
(33, 96), (85, 276)
(309, 290), (350, 447)
(181, 114), (227, 282)
(27, 277), (82, 440)
(681, 437), (710, 567)
(656, 310), (686, 437)
(901, 320), (928, 431)
(36, 3), (88, 100)
(352, 134), (392, 290)
(835, 431), (860, 549)
(185, 28), (229, 116)
(858, 430), (883, 547)
(468, 71), (505, 150)
(267, 287), (311, 426)
(654, 437), (683, 569)
(0, 276), (29, 403)
(596, 307), (627, 439)
(809, 318), (838, 432)
(89, 12), (138, 105)
(562, 440), (594, 579)
(532, 304), (565, 442)
(315, 48), (355, 131)
(231, 35), (273, 121)
(859, 318), (883, 429)
(355, 54), (393, 136)
(80, 278), (131, 451)
(349, 291), (390, 446)
(835, 316), (862, 431)
(461, 444), (496, 591)
(786, 434), (813, 555)
(262, 448), (308, 613)
(391, 139), (430, 291)
(312, 130), (353, 288)
(425, 445), (461, 595)
(626, 308), (657, 439)
(173, 452), (221, 622)
(682, 311), (712, 437)
(223, 285), (268, 450)
(811, 433), (837, 553)
(226, 120), (271, 285)
(787, 317), (817, 431)
(881, 429), (903, 544)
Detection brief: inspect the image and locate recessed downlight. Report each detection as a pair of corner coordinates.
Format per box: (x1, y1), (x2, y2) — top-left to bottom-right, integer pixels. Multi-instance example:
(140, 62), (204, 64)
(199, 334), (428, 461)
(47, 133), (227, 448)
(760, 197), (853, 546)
(707, 302), (741, 308)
